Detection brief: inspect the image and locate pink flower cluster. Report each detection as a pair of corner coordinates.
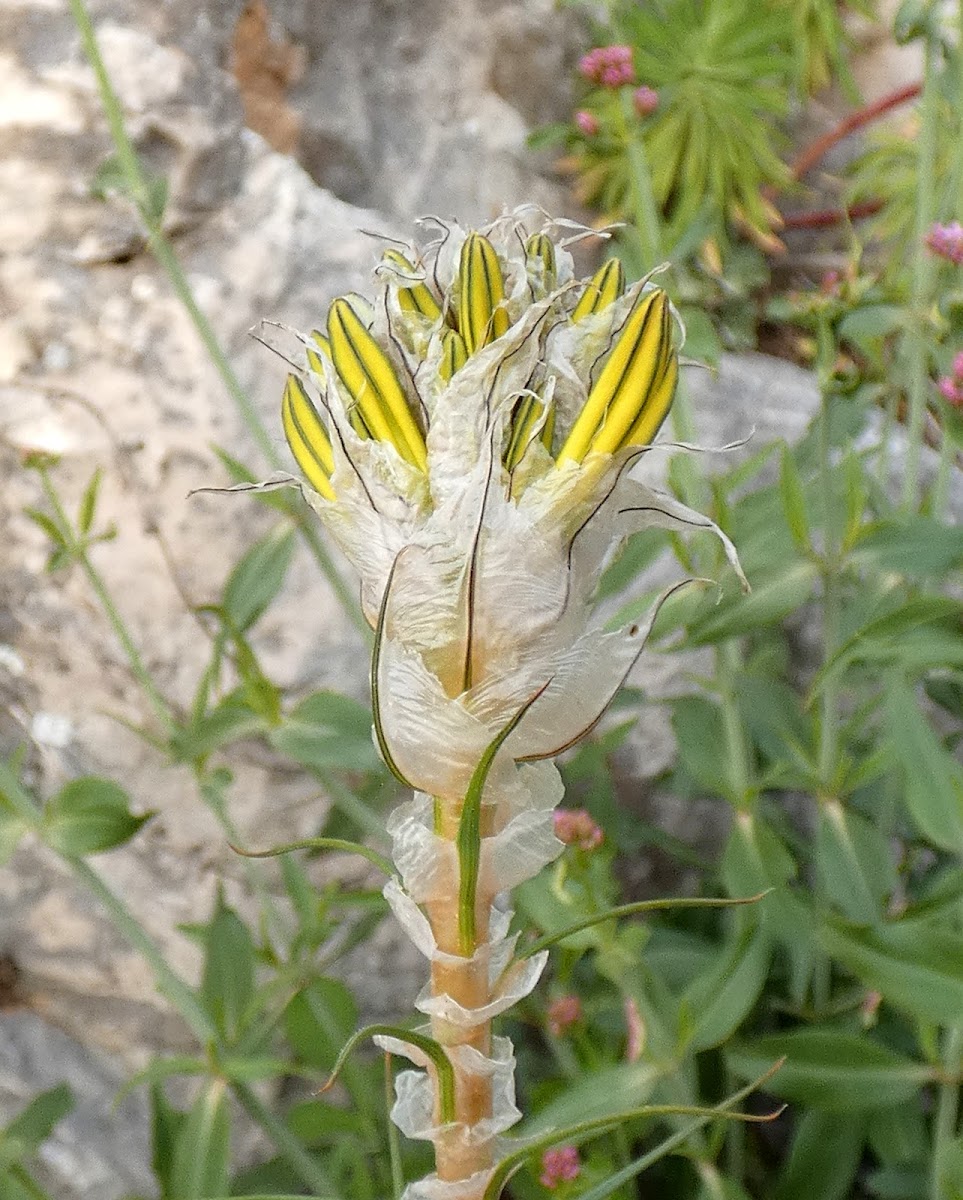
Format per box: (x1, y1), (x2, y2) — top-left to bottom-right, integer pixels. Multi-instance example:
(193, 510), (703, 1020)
(540, 1145), (581, 1189)
(926, 221), (963, 265)
(547, 994), (583, 1036)
(578, 44), (635, 89)
(937, 351), (963, 407)
(553, 808), (604, 851)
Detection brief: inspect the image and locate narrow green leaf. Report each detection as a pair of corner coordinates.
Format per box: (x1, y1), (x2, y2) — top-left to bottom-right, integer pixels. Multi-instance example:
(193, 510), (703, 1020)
(231, 836), (393, 878)
(200, 895), (255, 1042)
(321, 1024), (455, 1124)
(685, 561), (817, 645)
(457, 681), (550, 954)
(43, 777), (151, 856)
(773, 1109), (866, 1200)
(815, 800), (895, 924)
(284, 979), (358, 1073)
(519, 892), (769, 959)
(820, 918), (963, 1025)
(169, 1080), (230, 1200)
(728, 1030), (932, 1111)
(2, 1085), (73, 1151)
(854, 517), (963, 577)
(370, 554), (414, 788)
(884, 678), (963, 853)
(269, 691), (381, 774)
(77, 468), (102, 536)
(779, 447), (810, 553)
(23, 508), (68, 550)
(684, 924), (770, 1052)
(222, 525), (296, 632)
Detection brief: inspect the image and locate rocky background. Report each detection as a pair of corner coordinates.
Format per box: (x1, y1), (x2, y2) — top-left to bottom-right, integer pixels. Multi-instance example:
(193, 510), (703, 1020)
(0, 0), (915, 1194)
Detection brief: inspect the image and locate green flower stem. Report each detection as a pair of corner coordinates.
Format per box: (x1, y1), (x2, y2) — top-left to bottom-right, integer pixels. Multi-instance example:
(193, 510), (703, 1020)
(617, 89), (663, 272)
(816, 319), (841, 788)
(38, 467), (174, 735)
(66, 0), (366, 637)
(902, 35), (939, 513)
(718, 639), (752, 807)
(932, 1025), (963, 1200)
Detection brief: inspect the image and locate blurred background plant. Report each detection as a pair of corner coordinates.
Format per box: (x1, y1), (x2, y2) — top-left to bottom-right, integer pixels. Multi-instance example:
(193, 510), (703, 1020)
(4, 0), (963, 1197)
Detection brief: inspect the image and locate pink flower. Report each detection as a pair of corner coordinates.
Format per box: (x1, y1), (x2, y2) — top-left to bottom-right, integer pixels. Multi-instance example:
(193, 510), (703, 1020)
(540, 1145), (581, 1189)
(547, 994), (582, 1036)
(925, 221), (963, 265)
(578, 44), (636, 89)
(632, 85), (659, 117)
(937, 376), (963, 406)
(574, 109), (599, 136)
(553, 808), (604, 851)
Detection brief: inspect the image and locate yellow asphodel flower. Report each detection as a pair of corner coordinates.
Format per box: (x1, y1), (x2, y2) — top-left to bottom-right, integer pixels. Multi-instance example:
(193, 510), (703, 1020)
(272, 210), (744, 1200)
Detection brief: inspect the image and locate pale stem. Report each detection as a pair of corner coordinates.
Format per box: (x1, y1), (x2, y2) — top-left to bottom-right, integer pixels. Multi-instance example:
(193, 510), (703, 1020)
(424, 799), (497, 1186)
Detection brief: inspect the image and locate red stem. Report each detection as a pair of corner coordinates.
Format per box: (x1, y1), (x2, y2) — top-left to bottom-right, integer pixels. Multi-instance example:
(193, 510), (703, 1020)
(781, 199), (884, 230)
(789, 81), (921, 182)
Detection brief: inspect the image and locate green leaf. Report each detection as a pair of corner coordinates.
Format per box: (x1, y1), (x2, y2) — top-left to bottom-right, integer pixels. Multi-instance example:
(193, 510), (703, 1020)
(884, 678), (963, 853)
(773, 1109), (866, 1200)
(683, 924), (770, 1051)
(812, 598), (962, 696)
(43, 777), (151, 856)
(222, 525), (296, 632)
(672, 696), (738, 801)
(728, 1030), (932, 1111)
(23, 508), (67, 550)
(2, 1085), (73, 1152)
(77, 468), (102, 536)
(284, 979), (358, 1072)
(169, 695), (266, 763)
(200, 895), (255, 1042)
(520, 1061), (661, 1135)
(269, 691), (381, 774)
(779, 446), (811, 553)
(815, 800), (896, 924)
(820, 918), (963, 1025)
(150, 1082), (185, 1197)
(685, 561), (818, 645)
(169, 1080), (230, 1200)
(837, 304), (904, 352)
(854, 517), (963, 577)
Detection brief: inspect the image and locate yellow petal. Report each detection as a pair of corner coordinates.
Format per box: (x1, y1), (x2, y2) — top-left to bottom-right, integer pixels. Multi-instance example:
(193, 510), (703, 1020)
(457, 233), (510, 355)
(571, 258), (625, 323)
(327, 298), (427, 470)
(281, 375), (335, 500)
(439, 328), (468, 382)
(525, 232), (557, 294)
(382, 249), (442, 321)
(587, 292), (674, 456)
(558, 288), (668, 463)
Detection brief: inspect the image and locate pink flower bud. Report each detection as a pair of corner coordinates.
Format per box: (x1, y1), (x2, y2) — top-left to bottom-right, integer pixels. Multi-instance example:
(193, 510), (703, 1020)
(937, 376), (963, 406)
(553, 808), (604, 851)
(540, 1145), (581, 1189)
(633, 85), (659, 116)
(547, 994), (582, 1036)
(925, 221), (963, 266)
(574, 109), (599, 136)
